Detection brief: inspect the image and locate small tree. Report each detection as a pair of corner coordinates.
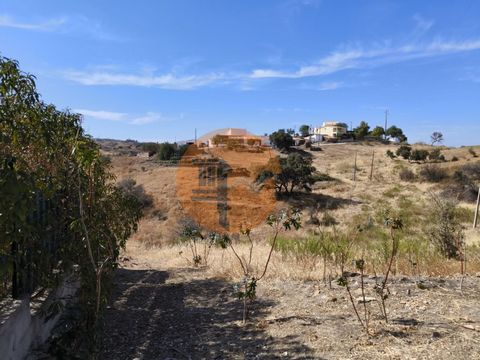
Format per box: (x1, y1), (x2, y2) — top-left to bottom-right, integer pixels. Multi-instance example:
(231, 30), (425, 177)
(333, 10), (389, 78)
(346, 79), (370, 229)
(257, 154), (316, 193)
(299, 124), (310, 137)
(354, 121), (370, 140)
(431, 131), (444, 146)
(269, 129), (294, 151)
(386, 125), (407, 142)
(370, 126), (385, 139)
(157, 142), (176, 160)
(227, 210), (301, 323)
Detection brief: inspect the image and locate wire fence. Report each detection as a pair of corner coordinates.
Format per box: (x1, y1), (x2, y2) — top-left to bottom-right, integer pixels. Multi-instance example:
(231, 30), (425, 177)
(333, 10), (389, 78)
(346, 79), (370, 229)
(1, 192), (65, 300)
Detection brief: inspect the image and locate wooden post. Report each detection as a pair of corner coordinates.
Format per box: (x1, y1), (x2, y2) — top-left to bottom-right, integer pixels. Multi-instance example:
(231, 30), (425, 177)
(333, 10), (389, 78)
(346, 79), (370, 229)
(369, 150), (375, 181)
(353, 151), (357, 182)
(474, 187), (480, 229)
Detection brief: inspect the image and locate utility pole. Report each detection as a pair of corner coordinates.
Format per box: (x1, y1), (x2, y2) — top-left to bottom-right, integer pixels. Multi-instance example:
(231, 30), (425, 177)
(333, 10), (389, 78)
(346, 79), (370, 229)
(384, 109), (389, 141)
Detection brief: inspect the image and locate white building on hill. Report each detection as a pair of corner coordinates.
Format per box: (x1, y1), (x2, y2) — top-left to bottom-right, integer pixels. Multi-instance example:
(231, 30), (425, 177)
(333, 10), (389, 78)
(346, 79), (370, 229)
(313, 121), (348, 139)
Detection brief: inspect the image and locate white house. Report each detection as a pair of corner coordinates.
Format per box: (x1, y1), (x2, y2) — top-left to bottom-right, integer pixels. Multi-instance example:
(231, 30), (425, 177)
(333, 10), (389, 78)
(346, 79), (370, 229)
(313, 121), (348, 139)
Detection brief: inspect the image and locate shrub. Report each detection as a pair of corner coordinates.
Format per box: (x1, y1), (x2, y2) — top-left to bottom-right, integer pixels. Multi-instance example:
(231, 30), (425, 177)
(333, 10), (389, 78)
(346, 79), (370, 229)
(459, 162), (480, 181)
(399, 168), (415, 182)
(409, 149), (429, 162)
(157, 142), (176, 160)
(419, 165), (448, 182)
(428, 148), (446, 162)
(386, 150), (396, 159)
(451, 156), (459, 162)
(442, 166), (480, 202)
(427, 196), (464, 259)
(141, 142), (159, 156)
(396, 145), (411, 159)
(117, 178), (154, 208)
(468, 148), (478, 158)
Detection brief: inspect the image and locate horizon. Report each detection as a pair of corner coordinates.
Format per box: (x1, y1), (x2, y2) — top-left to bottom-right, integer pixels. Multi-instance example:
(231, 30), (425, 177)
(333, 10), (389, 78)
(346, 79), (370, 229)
(2, 0), (480, 146)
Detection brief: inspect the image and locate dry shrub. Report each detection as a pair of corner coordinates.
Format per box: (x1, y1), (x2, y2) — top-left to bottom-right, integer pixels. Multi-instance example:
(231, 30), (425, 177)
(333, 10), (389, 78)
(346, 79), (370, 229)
(419, 164), (448, 182)
(117, 178), (154, 208)
(441, 163), (480, 202)
(399, 168), (415, 182)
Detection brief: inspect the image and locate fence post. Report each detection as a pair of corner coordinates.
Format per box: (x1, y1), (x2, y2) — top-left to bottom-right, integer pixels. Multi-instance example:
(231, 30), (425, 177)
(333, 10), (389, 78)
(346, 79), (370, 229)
(369, 150), (375, 181)
(353, 151), (357, 182)
(474, 187), (480, 229)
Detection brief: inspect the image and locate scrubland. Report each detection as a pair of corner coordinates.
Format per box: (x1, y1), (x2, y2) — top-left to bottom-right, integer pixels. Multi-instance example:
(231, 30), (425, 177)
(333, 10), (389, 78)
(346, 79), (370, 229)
(101, 142), (480, 359)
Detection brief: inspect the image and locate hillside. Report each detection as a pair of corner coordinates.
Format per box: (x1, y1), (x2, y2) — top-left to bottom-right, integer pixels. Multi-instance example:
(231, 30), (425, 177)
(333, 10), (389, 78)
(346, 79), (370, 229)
(100, 141), (480, 359)
(105, 141), (480, 250)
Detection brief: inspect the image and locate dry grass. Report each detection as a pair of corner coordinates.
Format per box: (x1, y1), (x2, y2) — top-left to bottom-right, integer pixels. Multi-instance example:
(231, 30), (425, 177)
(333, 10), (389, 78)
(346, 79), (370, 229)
(106, 142), (480, 277)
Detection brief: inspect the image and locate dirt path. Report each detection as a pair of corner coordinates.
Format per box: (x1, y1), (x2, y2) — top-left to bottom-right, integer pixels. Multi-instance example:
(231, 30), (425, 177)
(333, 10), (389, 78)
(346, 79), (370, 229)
(100, 260), (313, 360)
(101, 253), (480, 360)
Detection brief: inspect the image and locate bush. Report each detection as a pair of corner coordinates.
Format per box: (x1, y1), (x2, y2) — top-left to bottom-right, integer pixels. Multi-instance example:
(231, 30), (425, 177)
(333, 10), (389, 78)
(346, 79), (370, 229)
(428, 148), (446, 162)
(459, 162), (480, 181)
(441, 163), (480, 202)
(409, 149), (429, 162)
(117, 178), (153, 208)
(419, 165), (448, 182)
(451, 156), (459, 162)
(396, 145), (412, 159)
(141, 142), (159, 156)
(468, 148), (478, 158)
(386, 150), (396, 159)
(399, 168), (415, 182)
(427, 197), (464, 259)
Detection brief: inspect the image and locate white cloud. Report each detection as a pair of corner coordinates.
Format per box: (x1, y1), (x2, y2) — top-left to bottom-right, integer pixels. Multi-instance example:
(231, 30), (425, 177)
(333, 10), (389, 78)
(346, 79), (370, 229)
(74, 108), (127, 121)
(130, 112), (165, 125)
(75, 108), (170, 126)
(413, 14), (434, 33)
(0, 13), (121, 41)
(250, 39), (480, 79)
(64, 70), (225, 90)
(63, 37), (480, 90)
(0, 14), (66, 31)
(306, 81), (344, 91)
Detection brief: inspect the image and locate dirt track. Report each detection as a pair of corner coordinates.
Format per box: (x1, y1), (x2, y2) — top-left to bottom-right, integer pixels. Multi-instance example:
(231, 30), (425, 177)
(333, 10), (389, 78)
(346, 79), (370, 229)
(100, 252), (480, 360)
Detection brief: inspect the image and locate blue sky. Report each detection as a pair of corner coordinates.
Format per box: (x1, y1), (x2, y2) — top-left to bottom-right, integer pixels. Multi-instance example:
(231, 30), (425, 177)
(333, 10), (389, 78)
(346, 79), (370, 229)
(1, 0), (480, 146)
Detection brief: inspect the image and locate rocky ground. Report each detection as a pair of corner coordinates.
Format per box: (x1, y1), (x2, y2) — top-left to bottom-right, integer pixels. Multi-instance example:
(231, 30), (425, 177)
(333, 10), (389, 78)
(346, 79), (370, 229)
(100, 253), (480, 360)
